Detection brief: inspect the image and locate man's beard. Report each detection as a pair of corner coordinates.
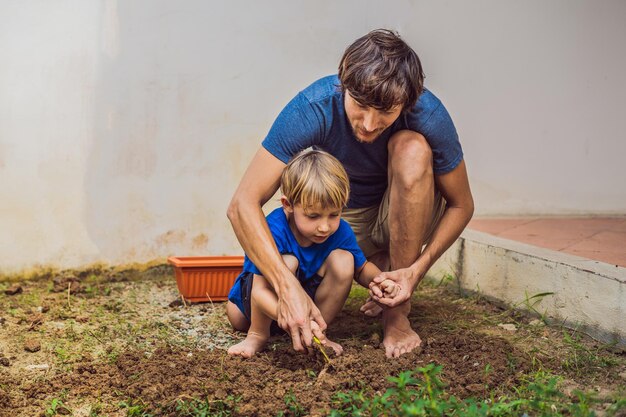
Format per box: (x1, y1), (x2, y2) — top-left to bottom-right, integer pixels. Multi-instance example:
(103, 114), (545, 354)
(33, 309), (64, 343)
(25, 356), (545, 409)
(352, 126), (382, 144)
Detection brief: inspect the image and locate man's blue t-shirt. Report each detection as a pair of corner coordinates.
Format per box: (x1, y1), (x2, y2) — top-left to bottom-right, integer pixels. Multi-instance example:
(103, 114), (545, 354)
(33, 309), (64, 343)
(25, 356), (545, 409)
(262, 75), (463, 209)
(227, 207), (367, 311)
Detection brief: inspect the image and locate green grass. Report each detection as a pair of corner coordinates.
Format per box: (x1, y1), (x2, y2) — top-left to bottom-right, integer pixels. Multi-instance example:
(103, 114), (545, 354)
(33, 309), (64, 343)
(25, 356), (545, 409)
(119, 399), (154, 417)
(44, 391), (70, 417)
(560, 329), (620, 375)
(328, 363), (625, 417)
(174, 395), (240, 417)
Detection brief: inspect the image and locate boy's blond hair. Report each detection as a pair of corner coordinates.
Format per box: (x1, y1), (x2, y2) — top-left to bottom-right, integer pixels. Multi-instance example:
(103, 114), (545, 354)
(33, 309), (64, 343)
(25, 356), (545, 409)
(281, 149), (350, 210)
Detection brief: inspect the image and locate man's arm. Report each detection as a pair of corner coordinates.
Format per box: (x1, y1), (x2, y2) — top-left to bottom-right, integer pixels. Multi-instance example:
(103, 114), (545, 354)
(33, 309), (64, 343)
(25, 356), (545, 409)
(373, 159), (474, 306)
(227, 147), (327, 350)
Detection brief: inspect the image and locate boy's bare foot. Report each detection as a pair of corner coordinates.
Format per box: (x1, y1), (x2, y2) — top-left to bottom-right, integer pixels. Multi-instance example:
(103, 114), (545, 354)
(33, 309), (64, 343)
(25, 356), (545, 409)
(360, 297), (383, 317)
(323, 337), (344, 356)
(227, 331), (268, 358)
(310, 320), (343, 356)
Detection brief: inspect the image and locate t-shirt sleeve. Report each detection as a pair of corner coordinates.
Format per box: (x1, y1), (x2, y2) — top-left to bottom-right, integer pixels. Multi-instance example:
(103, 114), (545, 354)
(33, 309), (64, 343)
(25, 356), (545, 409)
(405, 93), (463, 175)
(262, 92), (324, 163)
(246, 210), (288, 276)
(335, 220), (367, 270)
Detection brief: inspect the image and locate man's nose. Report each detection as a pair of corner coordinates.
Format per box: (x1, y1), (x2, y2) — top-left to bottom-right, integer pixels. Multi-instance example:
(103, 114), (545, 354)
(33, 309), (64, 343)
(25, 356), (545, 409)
(362, 110), (379, 132)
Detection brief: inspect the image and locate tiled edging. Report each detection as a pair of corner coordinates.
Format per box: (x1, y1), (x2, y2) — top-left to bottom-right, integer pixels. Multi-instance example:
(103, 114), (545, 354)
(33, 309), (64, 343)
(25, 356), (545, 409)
(428, 229), (626, 348)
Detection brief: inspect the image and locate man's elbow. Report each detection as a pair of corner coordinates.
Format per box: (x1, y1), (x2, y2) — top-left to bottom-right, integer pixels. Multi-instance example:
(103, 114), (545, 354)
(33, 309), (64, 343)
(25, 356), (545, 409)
(226, 196), (240, 225)
(465, 196), (475, 223)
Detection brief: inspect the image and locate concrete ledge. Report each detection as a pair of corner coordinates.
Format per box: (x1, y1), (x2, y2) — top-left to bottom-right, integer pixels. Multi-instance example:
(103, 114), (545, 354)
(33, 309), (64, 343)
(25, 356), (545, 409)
(429, 229), (626, 348)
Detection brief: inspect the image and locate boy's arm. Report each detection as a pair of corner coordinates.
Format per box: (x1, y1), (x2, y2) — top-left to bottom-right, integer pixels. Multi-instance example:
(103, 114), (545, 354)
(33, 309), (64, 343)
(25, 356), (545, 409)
(227, 147), (326, 351)
(354, 261), (382, 288)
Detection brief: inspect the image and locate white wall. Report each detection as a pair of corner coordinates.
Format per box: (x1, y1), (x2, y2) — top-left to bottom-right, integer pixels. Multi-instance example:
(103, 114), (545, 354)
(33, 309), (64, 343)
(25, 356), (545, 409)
(1, 0), (625, 273)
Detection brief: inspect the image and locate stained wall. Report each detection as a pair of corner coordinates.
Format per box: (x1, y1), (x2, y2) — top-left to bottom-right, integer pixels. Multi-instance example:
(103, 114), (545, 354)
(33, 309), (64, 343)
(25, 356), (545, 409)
(1, 1), (625, 273)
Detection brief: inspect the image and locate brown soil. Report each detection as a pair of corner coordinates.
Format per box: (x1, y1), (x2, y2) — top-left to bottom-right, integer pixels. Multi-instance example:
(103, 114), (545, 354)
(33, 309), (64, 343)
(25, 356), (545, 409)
(0, 267), (624, 416)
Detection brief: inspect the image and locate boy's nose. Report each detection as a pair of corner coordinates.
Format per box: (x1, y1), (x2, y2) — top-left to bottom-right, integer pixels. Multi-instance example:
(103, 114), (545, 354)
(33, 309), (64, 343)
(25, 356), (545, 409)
(318, 222), (330, 233)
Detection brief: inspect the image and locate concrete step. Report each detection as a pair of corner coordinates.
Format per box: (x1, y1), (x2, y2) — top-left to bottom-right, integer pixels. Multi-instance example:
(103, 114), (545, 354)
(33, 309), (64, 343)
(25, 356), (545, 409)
(430, 228), (626, 348)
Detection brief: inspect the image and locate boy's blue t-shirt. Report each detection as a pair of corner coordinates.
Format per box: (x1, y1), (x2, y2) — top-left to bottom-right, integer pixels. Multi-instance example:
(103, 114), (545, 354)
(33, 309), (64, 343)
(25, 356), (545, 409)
(228, 207), (367, 310)
(262, 75), (463, 209)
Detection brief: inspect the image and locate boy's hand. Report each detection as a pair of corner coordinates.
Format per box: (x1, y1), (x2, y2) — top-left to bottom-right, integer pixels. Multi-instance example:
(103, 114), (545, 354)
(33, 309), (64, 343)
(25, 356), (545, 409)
(379, 279), (401, 298)
(369, 279), (401, 301)
(310, 320), (327, 346)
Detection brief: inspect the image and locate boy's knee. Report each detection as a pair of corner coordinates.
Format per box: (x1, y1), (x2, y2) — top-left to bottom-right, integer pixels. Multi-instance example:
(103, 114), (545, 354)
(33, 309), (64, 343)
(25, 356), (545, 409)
(226, 301), (250, 332)
(388, 130), (433, 188)
(281, 254), (299, 274)
(325, 249), (354, 281)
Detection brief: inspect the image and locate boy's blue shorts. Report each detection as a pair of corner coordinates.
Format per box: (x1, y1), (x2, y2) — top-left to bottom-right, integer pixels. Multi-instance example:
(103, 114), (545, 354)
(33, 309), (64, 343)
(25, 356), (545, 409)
(230, 270), (323, 326)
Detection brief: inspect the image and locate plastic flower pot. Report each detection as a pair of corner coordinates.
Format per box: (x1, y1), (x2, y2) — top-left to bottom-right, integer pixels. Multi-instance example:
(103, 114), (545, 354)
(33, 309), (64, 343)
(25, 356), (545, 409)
(167, 256), (244, 303)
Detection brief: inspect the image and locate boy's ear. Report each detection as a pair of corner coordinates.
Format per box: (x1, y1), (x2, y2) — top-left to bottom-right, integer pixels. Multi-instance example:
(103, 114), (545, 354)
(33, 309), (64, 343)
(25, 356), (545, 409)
(280, 196), (293, 213)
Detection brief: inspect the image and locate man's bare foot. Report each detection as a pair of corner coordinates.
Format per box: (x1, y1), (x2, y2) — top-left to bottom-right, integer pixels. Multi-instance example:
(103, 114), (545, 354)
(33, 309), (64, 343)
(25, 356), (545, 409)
(382, 308), (422, 358)
(359, 297), (383, 317)
(227, 331), (268, 358)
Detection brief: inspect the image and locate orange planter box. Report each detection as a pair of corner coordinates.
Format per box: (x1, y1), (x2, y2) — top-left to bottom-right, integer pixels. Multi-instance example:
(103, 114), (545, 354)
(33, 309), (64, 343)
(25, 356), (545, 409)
(167, 256), (244, 303)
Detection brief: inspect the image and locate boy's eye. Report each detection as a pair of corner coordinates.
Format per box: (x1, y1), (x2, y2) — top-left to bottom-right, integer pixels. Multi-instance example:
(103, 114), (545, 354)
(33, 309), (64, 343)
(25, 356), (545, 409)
(330, 213), (340, 218)
(307, 214), (319, 219)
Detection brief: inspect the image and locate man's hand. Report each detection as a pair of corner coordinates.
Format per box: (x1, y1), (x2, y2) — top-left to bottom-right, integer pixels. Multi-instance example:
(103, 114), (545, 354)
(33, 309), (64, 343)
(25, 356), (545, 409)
(368, 267), (419, 307)
(277, 283), (327, 352)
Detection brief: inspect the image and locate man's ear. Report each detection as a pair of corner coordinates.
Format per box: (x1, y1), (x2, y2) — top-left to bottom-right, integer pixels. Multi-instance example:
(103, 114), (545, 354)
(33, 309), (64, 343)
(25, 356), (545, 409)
(280, 196), (293, 213)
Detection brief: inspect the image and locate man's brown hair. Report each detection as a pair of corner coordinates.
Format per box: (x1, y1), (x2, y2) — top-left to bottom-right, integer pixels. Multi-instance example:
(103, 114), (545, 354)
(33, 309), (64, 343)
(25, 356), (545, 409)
(338, 29), (424, 112)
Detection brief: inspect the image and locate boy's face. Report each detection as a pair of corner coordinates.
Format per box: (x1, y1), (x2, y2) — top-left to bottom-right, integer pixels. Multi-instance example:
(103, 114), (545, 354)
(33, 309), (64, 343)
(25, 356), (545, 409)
(344, 90), (403, 143)
(282, 199), (342, 247)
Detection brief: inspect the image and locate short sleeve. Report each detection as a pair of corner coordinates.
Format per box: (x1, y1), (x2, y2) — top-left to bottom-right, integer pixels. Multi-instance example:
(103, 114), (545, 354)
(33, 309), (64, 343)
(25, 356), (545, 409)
(421, 103), (463, 174)
(262, 92), (324, 163)
(335, 221), (367, 270)
(404, 91), (463, 175)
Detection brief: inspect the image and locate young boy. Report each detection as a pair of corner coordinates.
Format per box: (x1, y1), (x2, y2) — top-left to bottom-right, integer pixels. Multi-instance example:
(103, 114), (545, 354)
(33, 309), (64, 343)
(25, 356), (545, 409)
(226, 149), (399, 358)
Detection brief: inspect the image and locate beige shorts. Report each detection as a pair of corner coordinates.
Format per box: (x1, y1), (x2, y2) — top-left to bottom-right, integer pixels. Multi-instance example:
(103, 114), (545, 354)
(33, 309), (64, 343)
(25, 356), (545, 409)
(342, 188), (446, 258)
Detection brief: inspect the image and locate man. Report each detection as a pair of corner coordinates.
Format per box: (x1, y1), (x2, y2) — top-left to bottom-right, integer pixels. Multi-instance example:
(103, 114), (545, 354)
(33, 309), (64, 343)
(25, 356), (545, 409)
(227, 29), (474, 358)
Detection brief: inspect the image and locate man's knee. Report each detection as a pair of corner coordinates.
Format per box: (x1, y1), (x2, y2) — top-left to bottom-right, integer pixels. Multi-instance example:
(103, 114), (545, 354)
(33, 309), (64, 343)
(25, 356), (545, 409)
(321, 249), (354, 282)
(388, 130), (433, 188)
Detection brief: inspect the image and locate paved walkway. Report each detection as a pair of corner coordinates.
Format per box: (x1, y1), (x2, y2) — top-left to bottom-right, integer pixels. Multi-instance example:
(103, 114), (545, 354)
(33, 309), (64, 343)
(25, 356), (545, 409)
(467, 217), (626, 268)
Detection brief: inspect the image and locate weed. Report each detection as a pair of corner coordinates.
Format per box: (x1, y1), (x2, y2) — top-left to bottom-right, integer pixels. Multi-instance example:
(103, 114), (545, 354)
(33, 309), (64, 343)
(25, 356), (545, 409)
(89, 401), (103, 417)
(484, 363), (493, 378)
(44, 398), (70, 416)
(436, 273), (455, 287)
(119, 399), (153, 417)
(561, 329), (618, 375)
(519, 290), (555, 323)
(276, 390), (305, 417)
(328, 363), (622, 417)
(175, 395), (240, 417)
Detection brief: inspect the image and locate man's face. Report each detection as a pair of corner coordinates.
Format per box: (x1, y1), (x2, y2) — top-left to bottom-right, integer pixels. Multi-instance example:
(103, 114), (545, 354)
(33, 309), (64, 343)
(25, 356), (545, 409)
(344, 91), (403, 143)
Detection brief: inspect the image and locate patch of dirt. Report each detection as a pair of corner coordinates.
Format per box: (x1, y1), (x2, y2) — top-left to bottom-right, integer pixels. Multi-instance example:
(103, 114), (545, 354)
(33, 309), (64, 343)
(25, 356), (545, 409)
(0, 268), (624, 416)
